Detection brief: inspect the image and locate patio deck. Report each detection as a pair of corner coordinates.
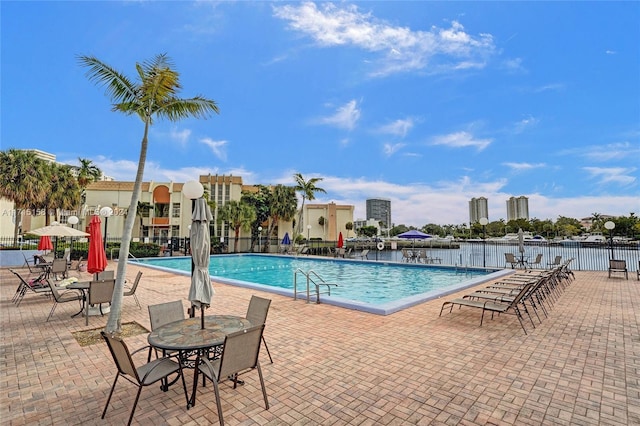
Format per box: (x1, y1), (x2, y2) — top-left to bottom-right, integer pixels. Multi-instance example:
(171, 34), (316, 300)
(1, 262), (638, 425)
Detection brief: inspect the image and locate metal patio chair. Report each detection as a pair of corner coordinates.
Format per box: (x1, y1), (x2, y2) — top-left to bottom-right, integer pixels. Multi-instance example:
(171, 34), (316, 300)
(101, 332), (188, 426)
(124, 271), (143, 308)
(245, 295), (273, 363)
(198, 325), (269, 425)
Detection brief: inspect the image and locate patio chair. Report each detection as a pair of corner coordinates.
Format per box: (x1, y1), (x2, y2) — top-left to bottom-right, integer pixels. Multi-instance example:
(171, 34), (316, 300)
(245, 295), (273, 364)
(85, 279), (115, 325)
(148, 300), (186, 359)
(50, 258), (68, 280)
(608, 259), (628, 280)
(101, 331), (188, 426)
(198, 325), (269, 426)
(439, 282), (534, 334)
(148, 300), (185, 330)
(124, 271), (143, 309)
(527, 254), (543, 269)
(504, 253), (519, 269)
(10, 269), (50, 306)
(97, 270), (115, 280)
(45, 279), (84, 322)
(547, 255), (562, 268)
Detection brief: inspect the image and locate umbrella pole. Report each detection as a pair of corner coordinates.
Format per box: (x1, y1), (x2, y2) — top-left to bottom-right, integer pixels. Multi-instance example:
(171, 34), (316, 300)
(201, 305), (205, 330)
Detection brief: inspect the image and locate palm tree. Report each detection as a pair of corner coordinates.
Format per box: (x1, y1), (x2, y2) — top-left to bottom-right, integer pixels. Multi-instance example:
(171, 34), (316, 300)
(0, 149), (49, 243)
(45, 164), (81, 224)
(293, 173), (326, 238)
(79, 53), (219, 334)
(345, 222), (353, 238)
(218, 200), (256, 252)
(266, 185), (297, 250)
(136, 201), (152, 238)
(75, 158), (102, 217)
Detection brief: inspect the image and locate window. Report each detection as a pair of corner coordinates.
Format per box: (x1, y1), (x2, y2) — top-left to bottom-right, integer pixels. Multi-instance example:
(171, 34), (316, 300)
(172, 203), (181, 217)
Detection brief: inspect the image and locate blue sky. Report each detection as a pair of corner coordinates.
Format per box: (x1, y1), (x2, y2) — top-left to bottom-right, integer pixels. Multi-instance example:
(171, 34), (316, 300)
(2, 1), (639, 226)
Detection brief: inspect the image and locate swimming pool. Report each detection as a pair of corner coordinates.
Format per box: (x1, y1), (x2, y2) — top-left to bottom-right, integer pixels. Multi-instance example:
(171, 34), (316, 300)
(133, 255), (511, 315)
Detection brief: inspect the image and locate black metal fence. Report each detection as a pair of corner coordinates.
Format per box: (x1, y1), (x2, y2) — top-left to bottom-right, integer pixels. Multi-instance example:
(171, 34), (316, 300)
(2, 236), (637, 272)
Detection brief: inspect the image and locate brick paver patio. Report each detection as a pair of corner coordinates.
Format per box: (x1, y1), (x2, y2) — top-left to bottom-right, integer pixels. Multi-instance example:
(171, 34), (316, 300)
(1, 261), (638, 425)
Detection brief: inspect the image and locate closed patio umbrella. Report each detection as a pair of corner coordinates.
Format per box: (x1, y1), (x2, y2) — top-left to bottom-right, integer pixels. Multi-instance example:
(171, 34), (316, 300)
(38, 236), (53, 252)
(188, 198), (213, 329)
(282, 232), (291, 245)
(87, 215), (107, 279)
(517, 228), (526, 265)
(337, 232), (344, 248)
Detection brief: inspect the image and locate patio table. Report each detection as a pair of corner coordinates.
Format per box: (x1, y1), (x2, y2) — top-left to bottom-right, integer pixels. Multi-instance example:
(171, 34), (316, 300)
(147, 314), (252, 409)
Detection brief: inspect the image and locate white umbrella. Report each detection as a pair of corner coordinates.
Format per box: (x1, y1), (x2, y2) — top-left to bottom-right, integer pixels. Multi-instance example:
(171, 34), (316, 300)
(30, 224), (89, 237)
(188, 198), (213, 329)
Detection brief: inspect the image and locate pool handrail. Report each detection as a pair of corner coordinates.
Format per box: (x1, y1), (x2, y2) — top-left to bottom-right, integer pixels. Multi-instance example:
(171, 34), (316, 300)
(293, 268), (338, 304)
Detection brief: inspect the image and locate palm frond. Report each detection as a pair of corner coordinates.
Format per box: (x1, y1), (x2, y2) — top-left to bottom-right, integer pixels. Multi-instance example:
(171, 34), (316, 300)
(77, 55), (137, 104)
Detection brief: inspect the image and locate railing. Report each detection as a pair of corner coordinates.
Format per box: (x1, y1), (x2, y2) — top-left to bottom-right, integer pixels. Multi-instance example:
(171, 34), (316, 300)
(293, 268), (339, 304)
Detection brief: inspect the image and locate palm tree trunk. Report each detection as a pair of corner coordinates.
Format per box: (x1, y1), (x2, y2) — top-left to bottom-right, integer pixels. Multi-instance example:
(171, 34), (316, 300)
(106, 122), (149, 334)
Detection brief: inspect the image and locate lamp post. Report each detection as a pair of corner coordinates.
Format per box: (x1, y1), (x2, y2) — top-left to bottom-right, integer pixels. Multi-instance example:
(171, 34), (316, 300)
(258, 226), (262, 253)
(183, 180), (205, 320)
(307, 224), (312, 253)
(99, 206), (113, 251)
(479, 217), (489, 268)
(67, 215), (79, 256)
(604, 221), (615, 260)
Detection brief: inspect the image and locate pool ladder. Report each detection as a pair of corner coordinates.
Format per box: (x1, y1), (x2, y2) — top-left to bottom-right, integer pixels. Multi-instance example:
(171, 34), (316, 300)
(293, 269), (338, 304)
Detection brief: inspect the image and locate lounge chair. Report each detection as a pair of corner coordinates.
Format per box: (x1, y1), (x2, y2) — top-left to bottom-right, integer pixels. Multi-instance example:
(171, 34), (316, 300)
(10, 269), (50, 306)
(101, 332), (188, 426)
(198, 325), (269, 426)
(439, 282), (534, 334)
(608, 259), (628, 280)
(245, 295), (273, 364)
(355, 249), (369, 260)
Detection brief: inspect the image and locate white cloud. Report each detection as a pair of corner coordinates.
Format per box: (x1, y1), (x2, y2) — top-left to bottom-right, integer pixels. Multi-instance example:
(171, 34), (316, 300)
(562, 141), (640, 162)
(169, 127), (191, 146)
(503, 57), (526, 73)
(200, 138), (228, 161)
(318, 99), (361, 130)
(502, 162), (546, 172)
(383, 143), (405, 157)
(605, 50), (617, 55)
(377, 118), (415, 137)
(273, 2), (496, 77)
(86, 156), (638, 226)
(513, 115), (538, 133)
(583, 167), (637, 186)
(430, 131), (492, 151)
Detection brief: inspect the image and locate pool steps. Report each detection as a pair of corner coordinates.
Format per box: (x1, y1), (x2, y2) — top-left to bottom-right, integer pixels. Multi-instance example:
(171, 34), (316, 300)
(293, 269), (339, 304)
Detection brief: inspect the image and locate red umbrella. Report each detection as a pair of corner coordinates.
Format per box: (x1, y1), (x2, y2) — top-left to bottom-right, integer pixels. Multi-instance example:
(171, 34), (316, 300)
(337, 232), (344, 248)
(87, 215), (107, 276)
(37, 236), (53, 251)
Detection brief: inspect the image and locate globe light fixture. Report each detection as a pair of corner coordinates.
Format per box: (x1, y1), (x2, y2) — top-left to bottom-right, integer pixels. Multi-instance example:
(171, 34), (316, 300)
(100, 206), (114, 251)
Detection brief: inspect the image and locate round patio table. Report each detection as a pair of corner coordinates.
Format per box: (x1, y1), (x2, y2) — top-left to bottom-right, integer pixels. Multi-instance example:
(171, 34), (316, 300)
(148, 315), (252, 409)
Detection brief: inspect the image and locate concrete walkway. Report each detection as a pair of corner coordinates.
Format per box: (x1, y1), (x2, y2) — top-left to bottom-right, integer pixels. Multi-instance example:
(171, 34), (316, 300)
(1, 262), (638, 425)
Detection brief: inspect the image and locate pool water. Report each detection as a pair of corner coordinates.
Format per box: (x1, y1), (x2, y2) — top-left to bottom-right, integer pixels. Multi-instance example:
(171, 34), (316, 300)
(134, 254), (509, 315)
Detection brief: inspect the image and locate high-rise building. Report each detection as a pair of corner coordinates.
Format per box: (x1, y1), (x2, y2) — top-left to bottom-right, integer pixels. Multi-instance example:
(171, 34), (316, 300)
(469, 197), (489, 224)
(506, 196), (529, 221)
(366, 198), (391, 229)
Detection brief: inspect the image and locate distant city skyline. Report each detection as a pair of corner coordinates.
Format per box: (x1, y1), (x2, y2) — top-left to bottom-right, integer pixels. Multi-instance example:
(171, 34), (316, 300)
(2, 2), (638, 225)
